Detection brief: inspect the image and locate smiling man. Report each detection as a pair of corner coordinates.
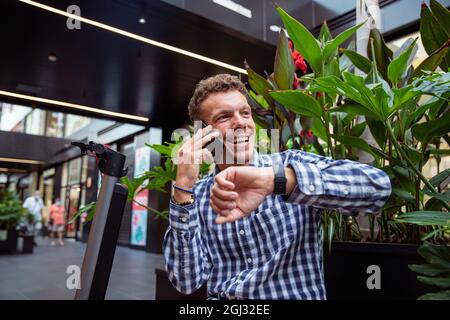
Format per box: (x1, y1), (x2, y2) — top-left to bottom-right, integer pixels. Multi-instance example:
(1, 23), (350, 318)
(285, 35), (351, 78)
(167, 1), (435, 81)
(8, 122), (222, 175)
(163, 74), (392, 300)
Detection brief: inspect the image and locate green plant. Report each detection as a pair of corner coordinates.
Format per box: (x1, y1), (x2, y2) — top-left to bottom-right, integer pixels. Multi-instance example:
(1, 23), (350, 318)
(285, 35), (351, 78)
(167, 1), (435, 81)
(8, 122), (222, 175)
(0, 190), (27, 230)
(245, 1), (450, 248)
(396, 211), (450, 299)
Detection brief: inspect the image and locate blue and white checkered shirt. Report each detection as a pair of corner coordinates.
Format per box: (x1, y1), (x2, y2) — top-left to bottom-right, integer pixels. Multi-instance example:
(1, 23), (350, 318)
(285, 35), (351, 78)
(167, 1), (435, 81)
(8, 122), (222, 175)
(163, 150), (391, 299)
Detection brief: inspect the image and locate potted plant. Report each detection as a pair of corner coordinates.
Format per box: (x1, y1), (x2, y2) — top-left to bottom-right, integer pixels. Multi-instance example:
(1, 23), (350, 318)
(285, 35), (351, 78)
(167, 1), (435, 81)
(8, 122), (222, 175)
(243, 1), (449, 299)
(0, 190), (27, 253)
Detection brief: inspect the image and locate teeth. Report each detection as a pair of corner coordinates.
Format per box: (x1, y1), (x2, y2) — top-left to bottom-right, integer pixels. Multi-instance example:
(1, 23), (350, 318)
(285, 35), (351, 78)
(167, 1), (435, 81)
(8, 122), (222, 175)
(234, 137), (249, 144)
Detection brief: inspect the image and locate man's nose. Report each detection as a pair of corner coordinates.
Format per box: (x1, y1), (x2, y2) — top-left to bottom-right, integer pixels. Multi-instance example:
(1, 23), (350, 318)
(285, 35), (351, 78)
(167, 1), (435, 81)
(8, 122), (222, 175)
(231, 113), (246, 128)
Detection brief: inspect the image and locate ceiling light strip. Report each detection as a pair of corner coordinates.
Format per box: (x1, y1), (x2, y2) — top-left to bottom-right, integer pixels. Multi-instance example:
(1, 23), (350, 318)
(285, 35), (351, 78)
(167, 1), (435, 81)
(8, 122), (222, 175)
(0, 157), (44, 165)
(18, 0), (247, 74)
(0, 90), (149, 122)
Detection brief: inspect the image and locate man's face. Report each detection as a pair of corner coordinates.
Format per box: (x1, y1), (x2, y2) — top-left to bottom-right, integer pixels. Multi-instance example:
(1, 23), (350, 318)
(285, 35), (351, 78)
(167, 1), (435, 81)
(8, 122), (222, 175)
(200, 90), (255, 165)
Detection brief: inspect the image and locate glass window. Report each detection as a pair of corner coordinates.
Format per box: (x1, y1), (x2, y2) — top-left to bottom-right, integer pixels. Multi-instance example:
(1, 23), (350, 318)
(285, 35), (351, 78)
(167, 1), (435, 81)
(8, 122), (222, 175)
(65, 114), (90, 137)
(0, 102), (31, 132)
(24, 108), (45, 135)
(45, 112), (65, 137)
(68, 157), (82, 185)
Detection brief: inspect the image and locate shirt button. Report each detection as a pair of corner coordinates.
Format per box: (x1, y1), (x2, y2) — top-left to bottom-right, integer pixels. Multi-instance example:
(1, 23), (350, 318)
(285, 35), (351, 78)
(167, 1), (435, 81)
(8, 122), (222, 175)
(180, 216), (187, 223)
(308, 184), (316, 192)
(343, 188), (349, 195)
(247, 258), (252, 264)
(239, 229), (245, 235)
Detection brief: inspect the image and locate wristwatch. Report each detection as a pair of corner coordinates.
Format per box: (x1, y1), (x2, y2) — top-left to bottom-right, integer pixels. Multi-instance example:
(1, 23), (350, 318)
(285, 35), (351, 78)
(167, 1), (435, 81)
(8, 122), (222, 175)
(272, 160), (287, 195)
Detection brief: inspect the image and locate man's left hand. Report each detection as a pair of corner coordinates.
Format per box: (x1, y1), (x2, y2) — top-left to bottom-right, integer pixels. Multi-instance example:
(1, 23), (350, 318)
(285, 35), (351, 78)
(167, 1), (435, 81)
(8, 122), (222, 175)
(211, 167), (275, 224)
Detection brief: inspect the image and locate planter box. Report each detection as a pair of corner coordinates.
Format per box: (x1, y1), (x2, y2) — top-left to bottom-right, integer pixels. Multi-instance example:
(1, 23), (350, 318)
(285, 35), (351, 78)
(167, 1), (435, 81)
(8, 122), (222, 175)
(324, 241), (431, 300)
(0, 229), (18, 253)
(155, 268), (207, 300)
(154, 242), (431, 300)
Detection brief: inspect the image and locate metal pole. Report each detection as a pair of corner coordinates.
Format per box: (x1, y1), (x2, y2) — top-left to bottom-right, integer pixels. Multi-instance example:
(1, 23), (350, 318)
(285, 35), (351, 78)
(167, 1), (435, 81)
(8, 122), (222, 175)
(74, 174), (118, 300)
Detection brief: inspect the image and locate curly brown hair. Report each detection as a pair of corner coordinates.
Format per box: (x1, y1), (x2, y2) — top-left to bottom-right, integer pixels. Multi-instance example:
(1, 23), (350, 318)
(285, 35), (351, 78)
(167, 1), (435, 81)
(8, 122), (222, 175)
(188, 74), (246, 121)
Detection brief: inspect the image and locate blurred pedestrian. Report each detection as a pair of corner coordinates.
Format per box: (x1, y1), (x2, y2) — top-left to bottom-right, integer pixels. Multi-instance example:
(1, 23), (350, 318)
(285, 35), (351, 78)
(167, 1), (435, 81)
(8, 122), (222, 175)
(48, 198), (66, 246)
(22, 190), (44, 245)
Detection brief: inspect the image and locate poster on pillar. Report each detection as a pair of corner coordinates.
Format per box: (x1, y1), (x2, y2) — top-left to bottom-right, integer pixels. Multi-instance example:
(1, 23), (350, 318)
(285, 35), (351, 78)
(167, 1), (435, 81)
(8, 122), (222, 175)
(131, 146), (150, 246)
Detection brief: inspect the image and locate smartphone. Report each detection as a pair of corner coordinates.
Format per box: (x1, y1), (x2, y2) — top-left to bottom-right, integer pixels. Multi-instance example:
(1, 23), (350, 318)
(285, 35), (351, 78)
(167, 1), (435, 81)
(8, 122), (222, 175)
(201, 121), (216, 157)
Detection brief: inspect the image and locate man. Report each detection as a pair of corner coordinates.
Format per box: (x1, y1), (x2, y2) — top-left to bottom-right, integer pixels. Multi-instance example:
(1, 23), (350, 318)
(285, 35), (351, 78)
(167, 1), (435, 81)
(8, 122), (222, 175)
(163, 74), (391, 299)
(23, 190), (44, 245)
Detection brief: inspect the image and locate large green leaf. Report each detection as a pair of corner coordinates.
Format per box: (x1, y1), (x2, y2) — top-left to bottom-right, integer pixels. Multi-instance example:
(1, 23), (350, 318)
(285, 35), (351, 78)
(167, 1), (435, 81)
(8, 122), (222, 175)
(350, 121), (366, 137)
(392, 188), (415, 202)
(322, 22), (365, 62)
(419, 289), (450, 300)
(330, 103), (380, 120)
(420, 3), (450, 70)
(411, 40), (450, 81)
(388, 39), (418, 85)
(274, 30), (295, 90)
(319, 21), (332, 43)
(429, 169), (450, 189)
(276, 6), (323, 74)
(333, 135), (379, 158)
(409, 263), (450, 277)
(269, 90), (323, 119)
(366, 118), (387, 149)
(411, 111), (450, 144)
(430, 0), (450, 37)
(246, 64), (275, 106)
(343, 72), (384, 118)
(404, 102), (434, 130)
(421, 190), (450, 203)
(323, 57), (340, 77)
(396, 211), (450, 227)
(417, 276), (450, 289)
(311, 117), (328, 142)
(343, 49), (372, 74)
(368, 29), (393, 80)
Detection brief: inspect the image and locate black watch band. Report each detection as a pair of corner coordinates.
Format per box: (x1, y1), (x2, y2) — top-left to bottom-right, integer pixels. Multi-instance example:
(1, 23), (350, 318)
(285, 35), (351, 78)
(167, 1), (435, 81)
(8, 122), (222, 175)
(272, 160), (287, 195)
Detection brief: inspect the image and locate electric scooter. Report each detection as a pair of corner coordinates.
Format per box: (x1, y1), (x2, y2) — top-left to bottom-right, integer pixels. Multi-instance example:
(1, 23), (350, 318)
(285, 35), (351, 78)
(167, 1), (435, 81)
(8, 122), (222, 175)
(71, 141), (128, 300)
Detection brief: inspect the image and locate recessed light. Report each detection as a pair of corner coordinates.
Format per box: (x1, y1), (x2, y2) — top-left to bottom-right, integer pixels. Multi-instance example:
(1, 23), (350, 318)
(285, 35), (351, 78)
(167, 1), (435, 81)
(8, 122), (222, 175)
(139, 16), (146, 24)
(48, 54), (57, 62)
(270, 25), (281, 32)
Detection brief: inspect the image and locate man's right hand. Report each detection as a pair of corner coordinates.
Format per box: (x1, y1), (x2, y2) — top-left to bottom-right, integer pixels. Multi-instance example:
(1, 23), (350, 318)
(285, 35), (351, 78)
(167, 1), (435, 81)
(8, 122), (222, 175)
(173, 125), (219, 203)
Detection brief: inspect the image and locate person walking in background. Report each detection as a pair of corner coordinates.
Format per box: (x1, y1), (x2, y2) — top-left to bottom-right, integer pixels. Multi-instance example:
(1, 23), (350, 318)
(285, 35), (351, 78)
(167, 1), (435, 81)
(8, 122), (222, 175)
(48, 198), (66, 246)
(22, 190), (44, 246)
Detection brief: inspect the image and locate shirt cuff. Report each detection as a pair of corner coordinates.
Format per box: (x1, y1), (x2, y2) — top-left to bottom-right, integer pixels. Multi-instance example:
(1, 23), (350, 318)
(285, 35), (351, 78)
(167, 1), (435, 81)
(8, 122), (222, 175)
(169, 199), (199, 231)
(285, 160), (325, 204)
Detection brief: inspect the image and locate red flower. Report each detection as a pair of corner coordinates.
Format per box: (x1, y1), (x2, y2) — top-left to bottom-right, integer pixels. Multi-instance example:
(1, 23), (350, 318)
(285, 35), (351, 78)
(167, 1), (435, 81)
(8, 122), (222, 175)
(299, 130), (313, 140)
(293, 75), (299, 89)
(295, 57), (307, 73)
(288, 40), (293, 50)
(292, 50), (300, 61)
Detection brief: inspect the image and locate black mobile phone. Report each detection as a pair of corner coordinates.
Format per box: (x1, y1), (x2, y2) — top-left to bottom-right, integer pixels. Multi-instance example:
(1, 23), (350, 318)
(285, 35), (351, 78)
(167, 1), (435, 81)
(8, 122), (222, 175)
(201, 121), (216, 157)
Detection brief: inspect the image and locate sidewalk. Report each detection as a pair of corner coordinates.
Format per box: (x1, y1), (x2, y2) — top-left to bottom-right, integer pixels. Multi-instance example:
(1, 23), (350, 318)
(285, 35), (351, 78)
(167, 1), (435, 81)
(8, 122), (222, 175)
(0, 236), (165, 300)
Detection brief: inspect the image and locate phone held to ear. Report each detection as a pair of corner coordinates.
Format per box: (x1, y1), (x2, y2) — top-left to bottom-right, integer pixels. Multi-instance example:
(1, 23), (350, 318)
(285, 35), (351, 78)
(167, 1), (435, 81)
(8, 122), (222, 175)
(200, 120), (216, 157)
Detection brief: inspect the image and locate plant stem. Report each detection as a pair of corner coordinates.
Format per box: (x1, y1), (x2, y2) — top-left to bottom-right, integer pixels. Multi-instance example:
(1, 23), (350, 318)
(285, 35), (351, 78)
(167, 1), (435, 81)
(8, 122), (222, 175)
(386, 122), (450, 211)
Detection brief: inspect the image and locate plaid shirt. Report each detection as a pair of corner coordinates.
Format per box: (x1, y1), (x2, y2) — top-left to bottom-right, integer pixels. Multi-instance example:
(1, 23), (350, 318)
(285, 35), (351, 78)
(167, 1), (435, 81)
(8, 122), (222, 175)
(163, 150), (391, 299)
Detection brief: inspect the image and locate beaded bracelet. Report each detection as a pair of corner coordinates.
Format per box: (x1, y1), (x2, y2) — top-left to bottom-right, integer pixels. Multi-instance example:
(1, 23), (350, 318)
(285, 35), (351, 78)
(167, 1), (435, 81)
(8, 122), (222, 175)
(173, 183), (194, 194)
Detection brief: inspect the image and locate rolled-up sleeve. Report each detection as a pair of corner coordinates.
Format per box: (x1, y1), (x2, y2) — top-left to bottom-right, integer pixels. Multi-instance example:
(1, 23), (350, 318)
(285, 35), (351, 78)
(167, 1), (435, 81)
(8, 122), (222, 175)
(282, 150), (392, 216)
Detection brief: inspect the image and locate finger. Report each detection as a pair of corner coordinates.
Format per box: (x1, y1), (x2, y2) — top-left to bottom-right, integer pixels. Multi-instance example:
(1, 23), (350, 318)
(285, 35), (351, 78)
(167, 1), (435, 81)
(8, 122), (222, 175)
(193, 124), (213, 141)
(210, 201), (230, 216)
(214, 173), (235, 190)
(210, 196), (236, 212)
(201, 148), (214, 164)
(215, 208), (245, 224)
(211, 185), (238, 201)
(197, 130), (220, 150)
